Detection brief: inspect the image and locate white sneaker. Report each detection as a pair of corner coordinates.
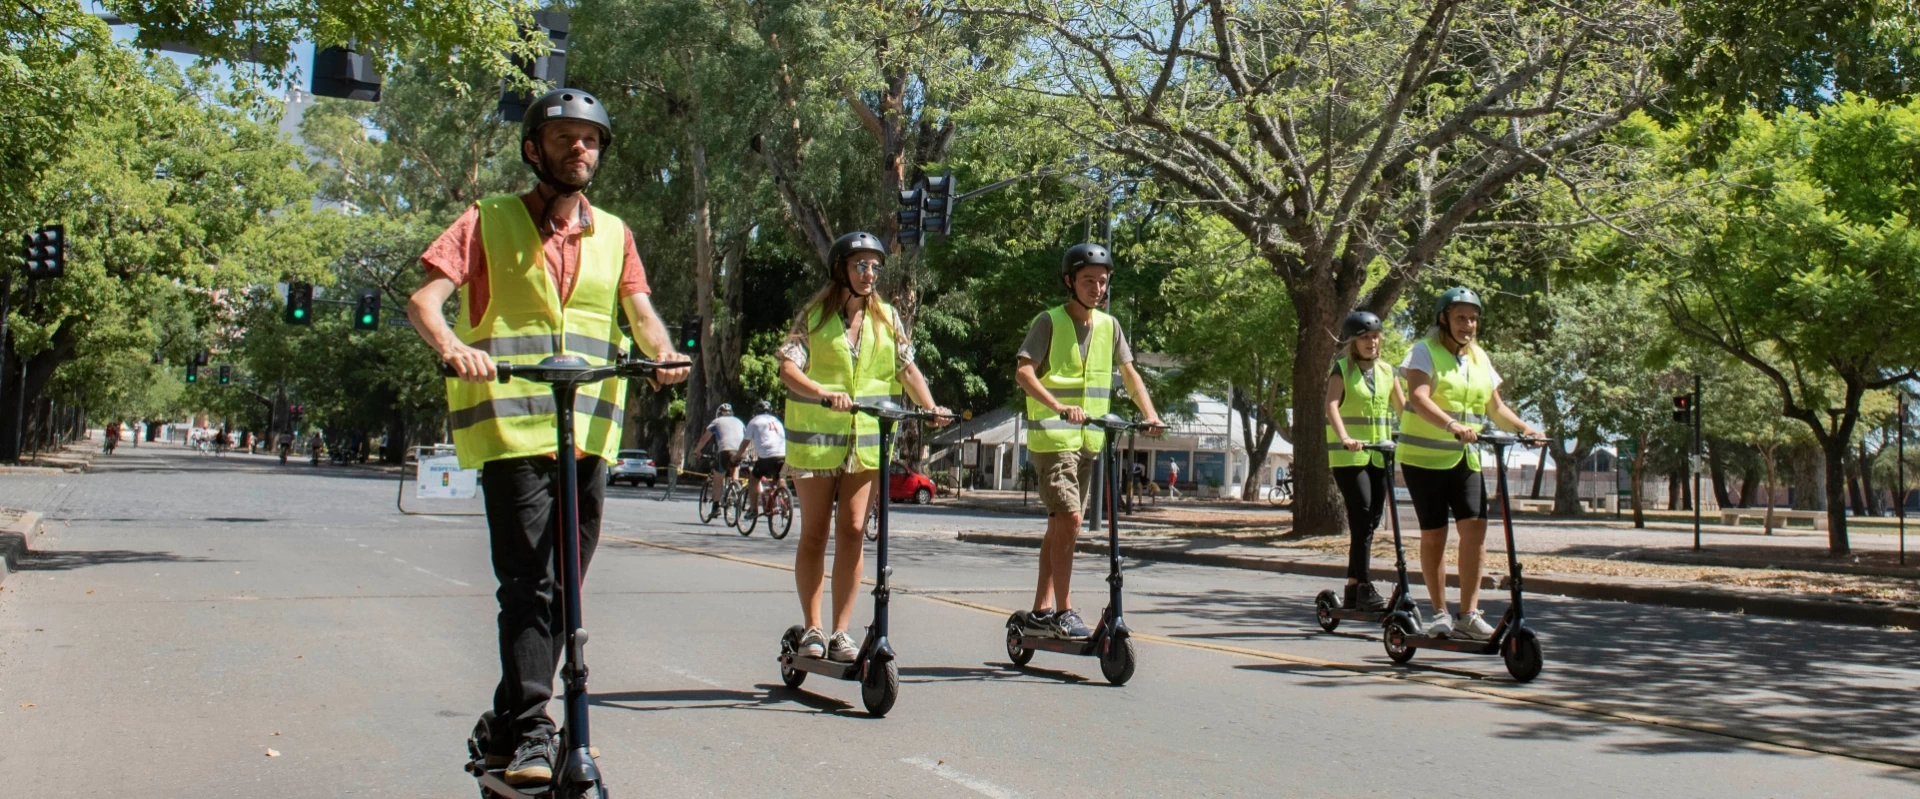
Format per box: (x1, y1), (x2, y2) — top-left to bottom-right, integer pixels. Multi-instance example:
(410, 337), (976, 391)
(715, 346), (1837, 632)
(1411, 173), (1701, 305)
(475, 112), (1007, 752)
(797, 627), (826, 658)
(1454, 609), (1495, 641)
(1425, 609), (1454, 638)
(826, 630), (860, 662)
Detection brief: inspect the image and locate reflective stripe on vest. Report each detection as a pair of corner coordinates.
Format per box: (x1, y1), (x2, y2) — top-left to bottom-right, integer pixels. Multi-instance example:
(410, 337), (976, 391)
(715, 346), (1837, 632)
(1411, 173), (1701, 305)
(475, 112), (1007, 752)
(1397, 338), (1495, 471)
(1024, 305), (1115, 453)
(1327, 357), (1395, 469)
(783, 302), (904, 471)
(444, 196), (630, 470)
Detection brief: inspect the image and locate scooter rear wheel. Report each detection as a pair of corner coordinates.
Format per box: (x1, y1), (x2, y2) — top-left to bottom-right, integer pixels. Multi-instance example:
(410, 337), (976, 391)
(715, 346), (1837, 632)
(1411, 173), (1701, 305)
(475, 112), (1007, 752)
(778, 625), (807, 689)
(1503, 625), (1544, 682)
(1313, 590), (1341, 632)
(861, 659), (899, 717)
(1099, 635), (1137, 686)
(1004, 620), (1034, 666)
(1383, 616), (1417, 664)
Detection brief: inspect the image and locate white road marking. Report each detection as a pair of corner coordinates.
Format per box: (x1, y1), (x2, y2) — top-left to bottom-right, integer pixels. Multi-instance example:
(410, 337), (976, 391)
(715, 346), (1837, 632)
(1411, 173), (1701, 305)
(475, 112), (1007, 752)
(411, 566), (472, 588)
(653, 661), (725, 688)
(899, 757), (1025, 799)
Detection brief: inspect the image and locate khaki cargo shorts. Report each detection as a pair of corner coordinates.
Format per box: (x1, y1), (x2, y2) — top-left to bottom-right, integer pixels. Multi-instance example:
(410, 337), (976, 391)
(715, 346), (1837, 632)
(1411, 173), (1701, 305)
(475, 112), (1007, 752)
(1031, 448), (1095, 516)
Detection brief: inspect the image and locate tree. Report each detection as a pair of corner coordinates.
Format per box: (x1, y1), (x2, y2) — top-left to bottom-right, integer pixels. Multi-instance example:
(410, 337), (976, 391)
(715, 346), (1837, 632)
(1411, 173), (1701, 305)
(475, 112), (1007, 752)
(962, 0), (1679, 534)
(1653, 96), (1920, 553)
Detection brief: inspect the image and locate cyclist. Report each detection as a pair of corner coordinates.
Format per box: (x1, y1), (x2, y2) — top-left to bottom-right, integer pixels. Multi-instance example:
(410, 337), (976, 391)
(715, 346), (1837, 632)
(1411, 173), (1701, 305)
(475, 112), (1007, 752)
(1398, 288), (1541, 640)
(739, 401), (786, 522)
(691, 403), (746, 504)
(407, 88), (690, 785)
(1325, 310), (1405, 612)
(776, 232), (950, 662)
(1013, 243), (1164, 641)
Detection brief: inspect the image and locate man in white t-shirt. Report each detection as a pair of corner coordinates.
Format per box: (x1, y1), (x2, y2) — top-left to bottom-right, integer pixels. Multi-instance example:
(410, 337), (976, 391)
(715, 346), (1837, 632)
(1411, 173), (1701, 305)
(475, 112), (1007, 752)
(739, 401), (787, 518)
(692, 404), (747, 498)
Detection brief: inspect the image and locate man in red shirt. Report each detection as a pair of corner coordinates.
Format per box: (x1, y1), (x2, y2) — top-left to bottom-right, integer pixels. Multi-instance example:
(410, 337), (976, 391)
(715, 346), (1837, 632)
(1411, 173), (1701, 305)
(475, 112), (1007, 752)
(407, 88), (688, 786)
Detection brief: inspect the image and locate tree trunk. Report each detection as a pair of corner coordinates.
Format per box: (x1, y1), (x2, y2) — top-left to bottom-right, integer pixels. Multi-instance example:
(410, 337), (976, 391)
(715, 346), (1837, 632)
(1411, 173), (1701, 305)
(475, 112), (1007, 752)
(1761, 446), (1779, 535)
(1629, 447), (1647, 528)
(1708, 439), (1732, 508)
(1859, 438), (1881, 517)
(1282, 280), (1343, 537)
(1549, 443), (1588, 517)
(1737, 462), (1758, 507)
(1819, 435), (1853, 554)
(1667, 471), (1679, 510)
(1790, 443), (1822, 510)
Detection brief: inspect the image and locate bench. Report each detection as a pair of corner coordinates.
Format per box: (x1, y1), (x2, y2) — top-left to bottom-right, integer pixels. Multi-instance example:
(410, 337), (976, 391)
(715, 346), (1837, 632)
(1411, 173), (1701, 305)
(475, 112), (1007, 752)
(1507, 498), (1556, 513)
(1719, 508), (1828, 531)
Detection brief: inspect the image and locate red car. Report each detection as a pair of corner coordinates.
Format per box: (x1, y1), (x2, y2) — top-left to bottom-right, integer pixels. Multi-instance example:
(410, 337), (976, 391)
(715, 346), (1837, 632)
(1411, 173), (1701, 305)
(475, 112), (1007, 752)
(888, 464), (938, 504)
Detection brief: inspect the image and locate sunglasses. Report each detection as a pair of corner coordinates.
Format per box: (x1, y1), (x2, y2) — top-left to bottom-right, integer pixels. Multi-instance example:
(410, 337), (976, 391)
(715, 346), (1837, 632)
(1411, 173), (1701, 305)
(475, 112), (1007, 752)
(849, 259), (884, 275)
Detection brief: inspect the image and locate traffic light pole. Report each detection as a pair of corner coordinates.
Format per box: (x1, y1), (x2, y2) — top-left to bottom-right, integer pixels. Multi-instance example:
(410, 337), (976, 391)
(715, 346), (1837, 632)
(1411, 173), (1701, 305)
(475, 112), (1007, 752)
(1693, 374), (1703, 552)
(1900, 395), (1908, 566)
(0, 274), (10, 462)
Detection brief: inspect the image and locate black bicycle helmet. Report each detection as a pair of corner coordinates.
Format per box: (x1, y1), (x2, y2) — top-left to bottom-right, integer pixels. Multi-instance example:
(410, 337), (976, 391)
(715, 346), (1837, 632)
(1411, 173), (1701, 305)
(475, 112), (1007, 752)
(1434, 287), (1483, 323)
(716, 403), (734, 416)
(826, 232), (887, 293)
(1340, 310), (1383, 340)
(754, 400), (773, 415)
(520, 89), (613, 193)
(1061, 242), (1113, 284)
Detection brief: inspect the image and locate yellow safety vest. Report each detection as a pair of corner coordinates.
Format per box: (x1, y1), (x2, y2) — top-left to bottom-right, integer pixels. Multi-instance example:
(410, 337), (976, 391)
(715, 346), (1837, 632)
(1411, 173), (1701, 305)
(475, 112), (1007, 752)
(1024, 305), (1115, 453)
(1327, 357), (1395, 468)
(444, 196), (629, 470)
(1397, 337), (1494, 471)
(783, 301), (903, 471)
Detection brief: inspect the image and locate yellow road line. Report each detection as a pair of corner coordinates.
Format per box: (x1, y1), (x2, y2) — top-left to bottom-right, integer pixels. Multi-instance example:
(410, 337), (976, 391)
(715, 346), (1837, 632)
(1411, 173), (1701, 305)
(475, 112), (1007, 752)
(606, 533), (1919, 772)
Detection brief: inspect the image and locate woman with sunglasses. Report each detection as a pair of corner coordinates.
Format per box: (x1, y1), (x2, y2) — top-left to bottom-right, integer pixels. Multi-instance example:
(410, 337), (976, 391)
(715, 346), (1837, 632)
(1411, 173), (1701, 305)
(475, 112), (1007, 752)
(776, 232), (951, 662)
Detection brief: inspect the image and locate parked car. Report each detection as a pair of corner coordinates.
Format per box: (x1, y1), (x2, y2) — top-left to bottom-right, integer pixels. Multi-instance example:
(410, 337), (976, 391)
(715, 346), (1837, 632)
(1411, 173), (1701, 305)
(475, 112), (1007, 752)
(608, 449), (659, 487)
(888, 463), (937, 505)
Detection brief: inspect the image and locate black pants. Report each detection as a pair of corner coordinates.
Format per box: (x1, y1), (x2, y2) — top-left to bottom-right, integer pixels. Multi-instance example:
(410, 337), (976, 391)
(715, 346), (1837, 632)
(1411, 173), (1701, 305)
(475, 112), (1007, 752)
(481, 455), (606, 747)
(1402, 460), (1487, 530)
(1332, 464), (1389, 582)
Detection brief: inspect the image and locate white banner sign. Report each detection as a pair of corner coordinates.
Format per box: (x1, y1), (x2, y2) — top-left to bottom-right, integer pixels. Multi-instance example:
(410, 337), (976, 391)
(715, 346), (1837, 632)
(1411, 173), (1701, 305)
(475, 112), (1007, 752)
(417, 453), (479, 499)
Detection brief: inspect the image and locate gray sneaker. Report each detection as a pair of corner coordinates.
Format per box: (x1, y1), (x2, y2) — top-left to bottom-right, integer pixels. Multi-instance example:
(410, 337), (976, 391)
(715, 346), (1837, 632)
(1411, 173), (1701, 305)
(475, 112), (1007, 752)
(797, 626), (827, 658)
(827, 630), (859, 662)
(1454, 609), (1496, 641)
(1017, 610), (1054, 637)
(1051, 608), (1093, 640)
(1425, 609), (1454, 638)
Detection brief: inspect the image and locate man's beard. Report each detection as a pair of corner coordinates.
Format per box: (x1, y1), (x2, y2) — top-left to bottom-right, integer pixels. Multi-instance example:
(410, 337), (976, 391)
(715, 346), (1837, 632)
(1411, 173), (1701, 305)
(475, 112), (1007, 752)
(537, 151), (596, 194)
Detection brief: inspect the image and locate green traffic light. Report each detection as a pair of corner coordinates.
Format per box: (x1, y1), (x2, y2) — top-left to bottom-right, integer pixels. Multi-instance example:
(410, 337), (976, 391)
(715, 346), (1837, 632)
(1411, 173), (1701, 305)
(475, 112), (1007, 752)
(361, 314), (373, 324)
(293, 308), (306, 319)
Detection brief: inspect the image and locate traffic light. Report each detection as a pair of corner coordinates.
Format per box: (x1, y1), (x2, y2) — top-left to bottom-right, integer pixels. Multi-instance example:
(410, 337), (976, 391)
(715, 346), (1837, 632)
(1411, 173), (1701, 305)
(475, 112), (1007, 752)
(680, 316), (702, 353)
(499, 11), (571, 122)
(896, 183), (923, 247)
(186, 364), (198, 383)
(921, 172), (955, 237)
(1672, 394), (1693, 424)
(311, 43), (383, 102)
(217, 365), (231, 385)
(194, 349), (210, 366)
(22, 225), (65, 279)
(285, 281), (313, 325)
(353, 287), (381, 330)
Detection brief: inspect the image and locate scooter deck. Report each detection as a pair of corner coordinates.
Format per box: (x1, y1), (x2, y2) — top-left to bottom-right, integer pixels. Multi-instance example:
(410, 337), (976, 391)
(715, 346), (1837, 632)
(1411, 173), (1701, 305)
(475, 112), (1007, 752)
(1013, 634), (1098, 656)
(1397, 634), (1500, 655)
(780, 653), (861, 680)
(468, 765), (552, 797)
(1323, 608), (1390, 624)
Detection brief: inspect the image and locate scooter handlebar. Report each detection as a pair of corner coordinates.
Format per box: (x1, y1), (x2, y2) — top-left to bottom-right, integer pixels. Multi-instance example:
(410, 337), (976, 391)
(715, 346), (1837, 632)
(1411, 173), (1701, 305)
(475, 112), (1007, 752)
(1362, 440), (1397, 454)
(818, 396), (952, 422)
(438, 357), (667, 385)
(1477, 429), (1545, 448)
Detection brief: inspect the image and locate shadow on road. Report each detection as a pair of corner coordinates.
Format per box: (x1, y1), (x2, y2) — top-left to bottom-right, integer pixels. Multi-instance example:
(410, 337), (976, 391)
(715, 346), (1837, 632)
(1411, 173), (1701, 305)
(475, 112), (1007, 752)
(20, 548), (221, 571)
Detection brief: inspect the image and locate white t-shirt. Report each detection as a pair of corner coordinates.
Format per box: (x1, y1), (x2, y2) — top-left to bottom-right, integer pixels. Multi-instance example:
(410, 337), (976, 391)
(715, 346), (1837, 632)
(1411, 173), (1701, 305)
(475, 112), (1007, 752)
(1401, 340), (1501, 389)
(708, 415), (746, 452)
(743, 414), (786, 458)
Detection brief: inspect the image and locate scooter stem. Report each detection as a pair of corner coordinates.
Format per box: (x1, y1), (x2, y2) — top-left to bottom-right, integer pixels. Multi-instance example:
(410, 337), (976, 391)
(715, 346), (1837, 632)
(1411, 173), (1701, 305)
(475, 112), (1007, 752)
(1105, 433), (1124, 615)
(552, 383), (592, 758)
(1492, 440), (1525, 619)
(873, 417), (892, 637)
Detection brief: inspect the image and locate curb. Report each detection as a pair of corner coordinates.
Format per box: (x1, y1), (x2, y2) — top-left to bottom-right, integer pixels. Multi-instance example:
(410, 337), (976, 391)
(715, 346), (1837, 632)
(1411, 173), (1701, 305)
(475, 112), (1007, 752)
(0, 507), (45, 588)
(955, 532), (1920, 630)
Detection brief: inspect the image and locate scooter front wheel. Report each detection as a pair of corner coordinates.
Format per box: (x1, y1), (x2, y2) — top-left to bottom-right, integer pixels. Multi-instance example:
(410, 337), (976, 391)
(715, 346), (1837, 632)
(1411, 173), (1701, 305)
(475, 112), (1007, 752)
(778, 625), (807, 689)
(1383, 616), (1418, 664)
(1313, 590), (1341, 632)
(861, 659), (899, 717)
(1099, 634), (1137, 686)
(1503, 625), (1544, 682)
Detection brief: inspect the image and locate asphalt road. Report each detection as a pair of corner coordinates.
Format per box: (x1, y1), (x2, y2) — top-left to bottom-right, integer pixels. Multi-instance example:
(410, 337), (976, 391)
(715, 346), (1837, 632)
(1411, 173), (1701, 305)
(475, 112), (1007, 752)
(0, 444), (1914, 797)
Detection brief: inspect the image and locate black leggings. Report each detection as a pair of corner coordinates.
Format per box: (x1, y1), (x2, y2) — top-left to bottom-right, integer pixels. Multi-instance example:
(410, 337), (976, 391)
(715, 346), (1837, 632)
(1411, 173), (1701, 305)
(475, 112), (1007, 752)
(1332, 463), (1389, 582)
(1402, 461), (1487, 529)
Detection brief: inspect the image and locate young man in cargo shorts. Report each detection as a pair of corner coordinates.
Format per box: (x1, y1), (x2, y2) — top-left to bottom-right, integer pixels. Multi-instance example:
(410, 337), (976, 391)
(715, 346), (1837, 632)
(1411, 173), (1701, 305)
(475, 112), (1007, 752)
(1012, 243), (1164, 640)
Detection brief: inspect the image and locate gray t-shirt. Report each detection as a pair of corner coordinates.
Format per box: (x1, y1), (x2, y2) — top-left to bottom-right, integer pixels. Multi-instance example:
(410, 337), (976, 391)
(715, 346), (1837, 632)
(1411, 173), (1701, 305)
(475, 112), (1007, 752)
(1017, 311), (1135, 377)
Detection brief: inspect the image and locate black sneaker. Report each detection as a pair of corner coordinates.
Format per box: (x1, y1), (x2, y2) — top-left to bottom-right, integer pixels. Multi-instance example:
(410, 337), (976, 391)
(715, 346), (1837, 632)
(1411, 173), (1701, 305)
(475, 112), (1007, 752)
(1354, 582), (1389, 613)
(1018, 610), (1054, 637)
(504, 733), (556, 786)
(1052, 608), (1093, 640)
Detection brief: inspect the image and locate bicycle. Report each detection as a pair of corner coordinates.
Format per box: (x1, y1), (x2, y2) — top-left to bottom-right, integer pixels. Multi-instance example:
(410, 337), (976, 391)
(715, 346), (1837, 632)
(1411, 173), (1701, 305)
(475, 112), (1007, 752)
(1268, 477), (1294, 507)
(736, 467), (794, 539)
(720, 476), (747, 529)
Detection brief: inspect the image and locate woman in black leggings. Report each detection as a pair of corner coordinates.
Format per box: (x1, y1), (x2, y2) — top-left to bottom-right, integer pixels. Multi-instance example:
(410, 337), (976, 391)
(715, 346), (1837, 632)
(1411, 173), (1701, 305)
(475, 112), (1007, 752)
(1324, 311), (1403, 611)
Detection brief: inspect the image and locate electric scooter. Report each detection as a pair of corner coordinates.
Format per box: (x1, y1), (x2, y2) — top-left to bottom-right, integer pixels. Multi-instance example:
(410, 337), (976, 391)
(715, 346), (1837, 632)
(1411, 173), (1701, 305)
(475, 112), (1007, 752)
(776, 398), (944, 716)
(1003, 413), (1155, 686)
(1314, 440), (1422, 633)
(1380, 429), (1546, 682)
(449, 354), (665, 799)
